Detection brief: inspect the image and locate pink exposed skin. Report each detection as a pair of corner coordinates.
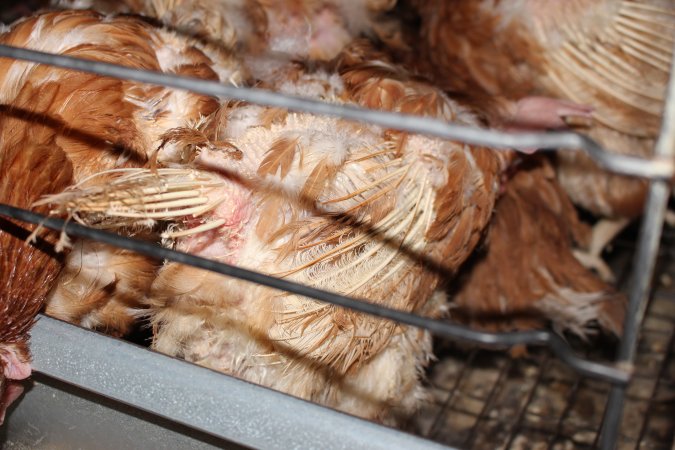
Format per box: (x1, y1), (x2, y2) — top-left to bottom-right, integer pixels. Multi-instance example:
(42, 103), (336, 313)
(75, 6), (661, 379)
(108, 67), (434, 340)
(307, 7), (352, 60)
(504, 96), (595, 153)
(0, 348), (28, 427)
(0, 382), (24, 426)
(265, 4), (351, 60)
(1, 348), (31, 381)
(177, 176), (253, 265)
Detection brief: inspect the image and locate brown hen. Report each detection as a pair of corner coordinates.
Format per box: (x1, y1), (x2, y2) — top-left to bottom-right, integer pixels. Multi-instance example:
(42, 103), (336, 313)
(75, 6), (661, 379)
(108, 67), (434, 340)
(0, 129), (73, 383)
(452, 156), (626, 339)
(44, 40), (511, 423)
(0, 60), (74, 415)
(405, 0), (674, 280)
(0, 10), (244, 341)
(52, 0), (400, 62)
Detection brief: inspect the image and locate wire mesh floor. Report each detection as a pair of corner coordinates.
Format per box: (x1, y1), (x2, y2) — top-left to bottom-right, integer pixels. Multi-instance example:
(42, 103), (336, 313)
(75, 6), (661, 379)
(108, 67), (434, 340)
(409, 225), (675, 450)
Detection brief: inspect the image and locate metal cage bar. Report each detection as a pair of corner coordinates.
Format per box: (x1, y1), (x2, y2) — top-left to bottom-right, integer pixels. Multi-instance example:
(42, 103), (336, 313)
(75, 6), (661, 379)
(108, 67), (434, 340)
(0, 44), (672, 180)
(27, 315), (448, 450)
(598, 48), (675, 450)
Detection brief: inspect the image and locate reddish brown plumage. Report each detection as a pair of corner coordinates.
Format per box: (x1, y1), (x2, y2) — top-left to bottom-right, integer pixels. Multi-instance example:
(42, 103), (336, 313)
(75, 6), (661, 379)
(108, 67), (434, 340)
(452, 156), (626, 337)
(0, 128), (73, 381)
(0, 10), (244, 369)
(0, 11), (228, 179)
(403, 0), (673, 219)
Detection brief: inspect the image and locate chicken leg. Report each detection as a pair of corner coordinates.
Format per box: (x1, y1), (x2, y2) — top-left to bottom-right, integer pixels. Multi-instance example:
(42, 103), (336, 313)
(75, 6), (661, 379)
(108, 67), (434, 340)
(501, 96), (594, 154)
(505, 97), (594, 132)
(573, 217), (631, 283)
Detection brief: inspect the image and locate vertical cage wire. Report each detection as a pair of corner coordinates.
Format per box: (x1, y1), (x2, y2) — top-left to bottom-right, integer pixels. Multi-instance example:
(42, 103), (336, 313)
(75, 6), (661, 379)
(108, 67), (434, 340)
(599, 46), (675, 450)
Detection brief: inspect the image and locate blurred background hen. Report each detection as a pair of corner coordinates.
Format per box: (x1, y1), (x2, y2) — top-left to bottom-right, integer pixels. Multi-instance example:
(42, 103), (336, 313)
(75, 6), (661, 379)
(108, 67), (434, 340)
(399, 0), (674, 282)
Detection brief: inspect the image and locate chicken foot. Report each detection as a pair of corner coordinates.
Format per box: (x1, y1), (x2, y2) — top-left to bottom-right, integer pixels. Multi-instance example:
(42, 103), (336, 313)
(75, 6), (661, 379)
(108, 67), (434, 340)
(503, 96), (594, 153)
(573, 217), (631, 283)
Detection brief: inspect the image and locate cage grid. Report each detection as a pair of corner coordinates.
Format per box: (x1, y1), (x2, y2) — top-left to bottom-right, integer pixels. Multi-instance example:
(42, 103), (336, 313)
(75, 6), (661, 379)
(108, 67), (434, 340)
(0, 11), (673, 449)
(413, 270), (675, 450)
(409, 224), (675, 450)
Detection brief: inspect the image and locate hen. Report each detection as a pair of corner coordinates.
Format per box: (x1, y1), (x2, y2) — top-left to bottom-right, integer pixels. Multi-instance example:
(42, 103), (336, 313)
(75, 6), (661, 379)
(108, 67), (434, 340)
(51, 0), (400, 62)
(43, 39), (511, 423)
(452, 156), (626, 339)
(0, 10), (243, 340)
(0, 60), (74, 417)
(404, 0), (675, 280)
(0, 123), (73, 385)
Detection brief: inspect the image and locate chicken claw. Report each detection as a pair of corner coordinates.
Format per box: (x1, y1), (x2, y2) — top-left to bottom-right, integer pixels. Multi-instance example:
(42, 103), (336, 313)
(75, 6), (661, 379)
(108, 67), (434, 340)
(508, 96), (594, 132)
(573, 217), (631, 283)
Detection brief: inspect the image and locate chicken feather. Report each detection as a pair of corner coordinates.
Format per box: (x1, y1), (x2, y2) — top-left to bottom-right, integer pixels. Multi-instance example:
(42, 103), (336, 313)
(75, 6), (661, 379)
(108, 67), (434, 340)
(53, 0), (399, 62)
(0, 10), (244, 339)
(405, 0), (673, 219)
(49, 42), (510, 423)
(452, 156), (626, 338)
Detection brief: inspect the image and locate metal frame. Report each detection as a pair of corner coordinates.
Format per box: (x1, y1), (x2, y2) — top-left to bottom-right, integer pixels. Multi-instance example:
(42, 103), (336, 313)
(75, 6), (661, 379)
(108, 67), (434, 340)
(414, 297), (675, 449)
(598, 47), (675, 450)
(24, 315), (448, 450)
(0, 41), (673, 449)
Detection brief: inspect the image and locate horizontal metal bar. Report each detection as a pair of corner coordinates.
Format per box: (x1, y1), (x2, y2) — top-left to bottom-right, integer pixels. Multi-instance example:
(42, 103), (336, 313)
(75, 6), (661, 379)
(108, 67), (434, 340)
(0, 204), (631, 385)
(30, 315), (448, 450)
(0, 44), (671, 180)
